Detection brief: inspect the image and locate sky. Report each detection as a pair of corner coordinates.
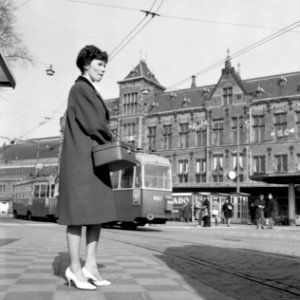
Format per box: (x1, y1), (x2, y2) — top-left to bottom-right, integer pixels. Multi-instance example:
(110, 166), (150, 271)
(0, 0), (300, 143)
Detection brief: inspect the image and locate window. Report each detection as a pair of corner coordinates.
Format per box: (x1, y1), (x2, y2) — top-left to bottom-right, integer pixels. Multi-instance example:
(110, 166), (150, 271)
(212, 175), (223, 182)
(120, 167), (134, 188)
(252, 115), (265, 143)
(274, 112), (287, 140)
(232, 153), (243, 171)
(195, 159), (206, 182)
(297, 154), (300, 171)
(253, 155), (265, 174)
(274, 154), (288, 173)
(110, 171), (120, 189)
(196, 128), (207, 147)
(40, 184), (47, 198)
(223, 87), (233, 105)
(34, 185), (40, 197)
(163, 125), (172, 149)
(296, 112), (300, 138)
(179, 123), (189, 148)
(0, 185), (6, 192)
(212, 118), (223, 146)
(144, 164), (171, 189)
(232, 116), (244, 144)
(213, 154), (223, 171)
(123, 93), (138, 115)
(148, 126), (156, 151)
(178, 160), (188, 183)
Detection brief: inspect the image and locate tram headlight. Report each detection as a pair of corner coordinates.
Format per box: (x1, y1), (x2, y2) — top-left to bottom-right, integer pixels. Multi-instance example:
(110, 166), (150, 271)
(132, 189), (141, 206)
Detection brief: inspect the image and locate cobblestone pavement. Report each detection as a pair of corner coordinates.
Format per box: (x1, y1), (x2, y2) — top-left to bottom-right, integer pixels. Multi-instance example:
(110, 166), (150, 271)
(0, 218), (299, 300)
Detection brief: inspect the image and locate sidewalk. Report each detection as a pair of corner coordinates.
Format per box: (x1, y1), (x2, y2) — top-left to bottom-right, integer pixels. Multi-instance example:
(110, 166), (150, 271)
(0, 221), (234, 300)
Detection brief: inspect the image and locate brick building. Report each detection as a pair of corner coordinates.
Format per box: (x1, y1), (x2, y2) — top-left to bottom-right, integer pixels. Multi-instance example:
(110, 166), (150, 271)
(106, 54), (300, 224)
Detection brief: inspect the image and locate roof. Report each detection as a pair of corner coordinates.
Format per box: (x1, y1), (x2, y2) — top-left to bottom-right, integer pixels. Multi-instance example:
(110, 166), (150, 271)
(118, 60), (165, 90)
(0, 137), (60, 161)
(244, 71), (300, 100)
(0, 52), (16, 88)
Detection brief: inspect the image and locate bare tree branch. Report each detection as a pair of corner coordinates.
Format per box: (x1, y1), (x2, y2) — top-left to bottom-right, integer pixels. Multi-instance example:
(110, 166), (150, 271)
(0, 0), (33, 64)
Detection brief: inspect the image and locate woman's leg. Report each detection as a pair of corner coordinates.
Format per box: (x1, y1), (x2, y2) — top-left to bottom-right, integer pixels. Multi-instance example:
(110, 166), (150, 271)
(84, 224), (103, 280)
(67, 225), (87, 282)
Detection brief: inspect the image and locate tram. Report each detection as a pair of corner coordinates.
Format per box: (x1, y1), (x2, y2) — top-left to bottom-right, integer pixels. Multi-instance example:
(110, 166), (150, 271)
(12, 176), (58, 221)
(105, 152), (173, 229)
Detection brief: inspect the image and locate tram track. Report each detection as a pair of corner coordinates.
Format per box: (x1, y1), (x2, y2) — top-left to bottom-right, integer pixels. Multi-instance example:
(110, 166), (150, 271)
(105, 229), (300, 299)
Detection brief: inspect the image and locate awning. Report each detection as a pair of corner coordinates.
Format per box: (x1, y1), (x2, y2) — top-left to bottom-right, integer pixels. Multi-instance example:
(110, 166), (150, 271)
(0, 52), (16, 88)
(250, 173), (300, 184)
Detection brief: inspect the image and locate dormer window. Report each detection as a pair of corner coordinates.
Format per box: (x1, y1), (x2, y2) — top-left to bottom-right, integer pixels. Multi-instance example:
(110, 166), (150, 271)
(150, 101), (159, 112)
(169, 92), (177, 100)
(182, 97), (191, 107)
(278, 74), (287, 87)
(255, 85), (265, 96)
(202, 87), (210, 96)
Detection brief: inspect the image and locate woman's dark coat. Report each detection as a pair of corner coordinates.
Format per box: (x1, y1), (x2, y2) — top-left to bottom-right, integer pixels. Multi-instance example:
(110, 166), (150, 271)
(222, 202), (233, 219)
(254, 198), (265, 219)
(57, 76), (117, 225)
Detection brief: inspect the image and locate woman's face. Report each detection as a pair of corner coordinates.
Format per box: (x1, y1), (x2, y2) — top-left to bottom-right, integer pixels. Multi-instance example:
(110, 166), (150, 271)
(84, 59), (106, 82)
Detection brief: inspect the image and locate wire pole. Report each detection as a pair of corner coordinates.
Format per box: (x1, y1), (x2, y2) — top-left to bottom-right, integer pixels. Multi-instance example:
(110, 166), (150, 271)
(236, 113), (240, 194)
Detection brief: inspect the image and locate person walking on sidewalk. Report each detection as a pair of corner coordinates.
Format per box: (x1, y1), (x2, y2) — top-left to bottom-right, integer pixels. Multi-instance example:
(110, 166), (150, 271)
(201, 197), (211, 227)
(222, 198), (234, 227)
(57, 45), (117, 290)
(266, 193), (277, 229)
(211, 199), (220, 226)
(254, 194), (265, 229)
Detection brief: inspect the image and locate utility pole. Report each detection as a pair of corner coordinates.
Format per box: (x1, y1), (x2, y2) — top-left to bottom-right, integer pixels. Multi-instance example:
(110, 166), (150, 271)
(236, 113), (240, 194)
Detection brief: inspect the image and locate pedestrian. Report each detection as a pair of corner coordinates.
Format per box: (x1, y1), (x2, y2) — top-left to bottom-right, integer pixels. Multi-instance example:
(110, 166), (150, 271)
(211, 198), (219, 226)
(201, 197), (211, 227)
(266, 193), (277, 229)
(182, 202), (192, 222)
(222, 198), (234, 227)
(57, 45), (116, 290)
(254, 194), (265, 229)
(249, 199), (256, 225)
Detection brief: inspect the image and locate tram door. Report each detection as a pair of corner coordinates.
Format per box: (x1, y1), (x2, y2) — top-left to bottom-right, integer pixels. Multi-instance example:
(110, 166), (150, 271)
(230, 193), (249, 223)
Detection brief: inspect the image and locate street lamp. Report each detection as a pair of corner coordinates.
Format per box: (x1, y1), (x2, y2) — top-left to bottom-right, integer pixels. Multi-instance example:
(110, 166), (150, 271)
(45, 64), (55, 76)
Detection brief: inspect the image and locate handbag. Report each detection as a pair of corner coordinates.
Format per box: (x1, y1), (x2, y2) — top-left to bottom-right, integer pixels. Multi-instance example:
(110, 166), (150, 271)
(92, 140), (137, 172)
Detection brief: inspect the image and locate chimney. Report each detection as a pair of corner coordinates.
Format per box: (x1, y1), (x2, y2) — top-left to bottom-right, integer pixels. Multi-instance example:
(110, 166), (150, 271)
(191, 75), (196, 88)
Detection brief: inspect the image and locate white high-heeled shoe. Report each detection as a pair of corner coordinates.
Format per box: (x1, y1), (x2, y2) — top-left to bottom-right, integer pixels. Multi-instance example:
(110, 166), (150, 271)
(65, 267), (97, 290)
(82, 267), (111, 286)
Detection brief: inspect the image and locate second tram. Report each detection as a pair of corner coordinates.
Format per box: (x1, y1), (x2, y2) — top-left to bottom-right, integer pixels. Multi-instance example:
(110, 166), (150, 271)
(12, 176), (58, 221)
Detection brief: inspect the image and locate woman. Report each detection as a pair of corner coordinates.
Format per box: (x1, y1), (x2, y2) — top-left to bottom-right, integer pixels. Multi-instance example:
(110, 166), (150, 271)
(58, 45), (117, 290)
(201, 197), (211, 227)
(254, 194), (265, 229)
(222, 199), (234, 227)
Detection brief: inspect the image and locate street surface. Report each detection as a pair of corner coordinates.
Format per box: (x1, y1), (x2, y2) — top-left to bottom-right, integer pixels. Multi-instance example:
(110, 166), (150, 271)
(0, 217), (299, 300)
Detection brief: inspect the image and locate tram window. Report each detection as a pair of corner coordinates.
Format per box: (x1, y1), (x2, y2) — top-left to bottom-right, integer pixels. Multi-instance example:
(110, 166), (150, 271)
(135, 165), (141, 188)
(120, 167), (133, 188)
(50, 184), (55, 197)
(34, 185), (40, 197)
(40, 184), (47, 198)
(110, 171), (119, 189)
(144, 164), (171, 189)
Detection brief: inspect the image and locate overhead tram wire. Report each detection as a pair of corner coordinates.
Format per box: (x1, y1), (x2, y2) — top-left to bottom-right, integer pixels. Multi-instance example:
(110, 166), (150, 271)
(167, 19), (300, 90)
(159, 14), (300, 33)
(65, 0), (141, 12)
(109, 0), (164, 61)
(18, 99), (67, 139)
(109, 17), (156, 61)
